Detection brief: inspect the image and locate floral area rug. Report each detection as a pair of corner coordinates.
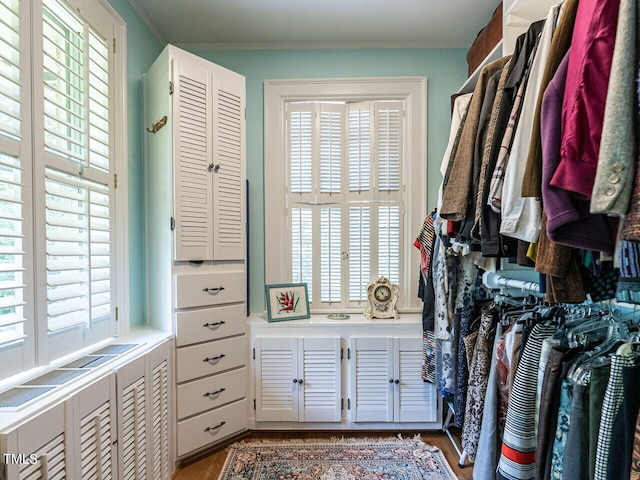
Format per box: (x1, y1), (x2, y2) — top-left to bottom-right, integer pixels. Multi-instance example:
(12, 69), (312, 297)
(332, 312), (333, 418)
(216, 436), (458, 479)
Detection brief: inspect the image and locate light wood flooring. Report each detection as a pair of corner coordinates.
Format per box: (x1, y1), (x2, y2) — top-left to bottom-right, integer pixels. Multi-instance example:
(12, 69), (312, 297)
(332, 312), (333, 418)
(173, 429), (472, 480)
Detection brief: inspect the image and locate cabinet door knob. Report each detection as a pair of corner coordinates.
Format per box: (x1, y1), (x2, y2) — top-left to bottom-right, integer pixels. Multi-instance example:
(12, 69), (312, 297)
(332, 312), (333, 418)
(298, 379), (304, 384)
(203, 321), (226, 328)
(389, 379), (394, 384)
(293, 379), (298, 383)
(204, 421), (226, 432)
(208, 163), (221, 173)
(204, 388), (226, 397)
(203, 286), (225, 294)
(394, 379), (399, 384)
(203, 354), (226, 363)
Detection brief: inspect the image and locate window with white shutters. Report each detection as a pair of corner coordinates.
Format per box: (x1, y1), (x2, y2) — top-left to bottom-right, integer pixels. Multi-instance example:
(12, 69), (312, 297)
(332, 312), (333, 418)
(286, 100), (404, 311)
(0, 0), (124, 380)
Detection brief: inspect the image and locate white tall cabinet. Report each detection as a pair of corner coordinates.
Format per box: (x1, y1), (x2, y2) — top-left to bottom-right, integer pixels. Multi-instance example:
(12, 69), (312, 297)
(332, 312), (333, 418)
(143, 45), (248, 459)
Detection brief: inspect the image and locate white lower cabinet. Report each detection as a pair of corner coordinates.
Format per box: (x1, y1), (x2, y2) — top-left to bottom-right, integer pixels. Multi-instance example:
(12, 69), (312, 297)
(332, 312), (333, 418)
(254, 337), (341, 423)
(350, 336), (437, 423)
(249, 316), (441, 431)
(0, 339), (173, 480)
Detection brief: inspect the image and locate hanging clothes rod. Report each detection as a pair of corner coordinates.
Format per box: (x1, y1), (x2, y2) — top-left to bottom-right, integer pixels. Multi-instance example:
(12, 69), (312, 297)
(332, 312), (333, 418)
(482, 271), (541, 294)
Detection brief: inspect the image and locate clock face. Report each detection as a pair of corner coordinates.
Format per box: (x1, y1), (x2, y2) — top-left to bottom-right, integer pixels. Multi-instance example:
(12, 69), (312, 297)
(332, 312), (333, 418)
(374, 285), (391, 302)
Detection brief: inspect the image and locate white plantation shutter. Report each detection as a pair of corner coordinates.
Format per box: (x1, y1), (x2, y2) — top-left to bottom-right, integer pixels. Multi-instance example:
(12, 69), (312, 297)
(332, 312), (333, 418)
(348, 103), (370, 192)
(212, 70), (245, 260)
(299, 337), (340, 422)
(320, 207), (341, 303)
(173, 61), (212, 261)
(319, 105), (342, 194)
(0, 154), (26, 342)
(45, 169), (112, 332)
(378, 204), (400, 285)
(375, 102), (402, 192)
(0, 0), (21, 141)
(285, 100), (405, 310)
(289, 105), (313, 194)
(348, 206), (370, 301)
(291, 207), (313, 301)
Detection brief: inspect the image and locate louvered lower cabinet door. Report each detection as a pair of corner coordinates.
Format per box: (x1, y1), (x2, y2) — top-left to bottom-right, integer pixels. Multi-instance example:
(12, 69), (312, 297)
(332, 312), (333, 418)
(148, 342), (172, 480)
(3, 404), (68, 480)
(350, 337), (436, 423)
(68, 374), (117, 480)
(116, 357), (148, 480)
(254, 337), (341, 423)
(394, 338), (437, 423)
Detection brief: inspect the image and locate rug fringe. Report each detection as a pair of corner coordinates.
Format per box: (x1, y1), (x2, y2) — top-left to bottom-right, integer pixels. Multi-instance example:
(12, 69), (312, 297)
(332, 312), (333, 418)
(226, 434), (433, 450)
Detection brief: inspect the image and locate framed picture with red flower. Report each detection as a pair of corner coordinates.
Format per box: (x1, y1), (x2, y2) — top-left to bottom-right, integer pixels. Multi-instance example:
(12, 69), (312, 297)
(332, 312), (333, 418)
(265, 283), (310, 322)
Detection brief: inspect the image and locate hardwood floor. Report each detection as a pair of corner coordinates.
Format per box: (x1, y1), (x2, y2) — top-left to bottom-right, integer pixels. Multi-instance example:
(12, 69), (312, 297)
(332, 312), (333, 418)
(173, 429), (472, 480)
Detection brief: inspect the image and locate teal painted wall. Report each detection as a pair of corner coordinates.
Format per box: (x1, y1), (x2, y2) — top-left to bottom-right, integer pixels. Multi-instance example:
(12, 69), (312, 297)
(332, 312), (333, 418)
(107, 0), (163, 326)
(192, 48), (469, 313)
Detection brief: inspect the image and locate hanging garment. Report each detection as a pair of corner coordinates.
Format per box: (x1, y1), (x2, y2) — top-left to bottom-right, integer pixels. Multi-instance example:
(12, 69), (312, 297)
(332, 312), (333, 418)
(497, 322), (524, 437)
(540, 49), (617, 255)
(473, 323), (504, 480)
(590, 0), (638, 216)
(437, 94), (473, 214)
(458, 68), (505, 244)
(550, 0), (622, 199)
(536, 348), (579, 480)
(520, 0), (580, 198)
(500, 2), (563, 243)
(622, 148), (640, 240)
(549, 379), (573, 480)
(594, 352), (636, 480)
(454, 307), (475, 427)
(440, 56), (511, 221)
(606, 361), (640, 480)
(497, 322), (556, 480)
(590, 364), (612, 479)
(462, 307), (498, 461)
(631, 407), (640, 479)
(562, 383), (590, 480)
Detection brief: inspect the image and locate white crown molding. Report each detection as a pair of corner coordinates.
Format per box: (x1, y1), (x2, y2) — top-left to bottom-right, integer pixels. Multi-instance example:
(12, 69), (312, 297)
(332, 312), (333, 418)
(175, 40), (468, 51)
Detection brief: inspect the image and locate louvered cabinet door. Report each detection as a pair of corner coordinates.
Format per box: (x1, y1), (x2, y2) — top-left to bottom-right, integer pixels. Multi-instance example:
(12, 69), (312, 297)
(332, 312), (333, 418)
(4, 404), (68, 480)
(148, 341), (172, 480)
(172, 58), (214, 261)
(394, 338), (437, 423)
(298, 337), (341, 422)
(116, 357), (148, 480)
(349, 337), (394, 422)
(211, 67), (246, 261)
(254, 337), (298, 422)
(67, 374), (117, 480)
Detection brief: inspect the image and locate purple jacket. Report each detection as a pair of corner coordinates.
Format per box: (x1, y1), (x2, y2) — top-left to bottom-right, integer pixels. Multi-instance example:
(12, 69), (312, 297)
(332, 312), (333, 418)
(549, 0), (621, 199)
(541, 50), (618, 255)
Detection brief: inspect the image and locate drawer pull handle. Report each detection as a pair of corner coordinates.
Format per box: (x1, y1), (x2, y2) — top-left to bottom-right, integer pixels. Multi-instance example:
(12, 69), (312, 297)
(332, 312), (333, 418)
(203, 321), (226, 328)
(203, 354), (226, 363)
(204, 388), (226, 398)
(204, 421), (226, 432)
(202, 287), (225, 294)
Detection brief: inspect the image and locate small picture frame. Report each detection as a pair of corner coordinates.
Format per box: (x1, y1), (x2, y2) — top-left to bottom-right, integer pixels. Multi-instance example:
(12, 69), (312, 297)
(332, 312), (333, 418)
(265, 283), (310, 322)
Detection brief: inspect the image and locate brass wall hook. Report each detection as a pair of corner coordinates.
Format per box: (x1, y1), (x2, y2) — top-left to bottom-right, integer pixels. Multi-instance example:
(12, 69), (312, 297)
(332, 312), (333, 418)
(147, 115), (167, 134)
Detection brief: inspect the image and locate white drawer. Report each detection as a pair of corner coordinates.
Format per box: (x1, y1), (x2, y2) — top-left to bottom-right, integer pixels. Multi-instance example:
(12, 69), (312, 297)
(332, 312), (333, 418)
(177, 399), (247, 457)
(176, 335), (246, 383)
(176, 304), (246, 347)
(176, 270), (244, 309)
(177, 367), (247, 419)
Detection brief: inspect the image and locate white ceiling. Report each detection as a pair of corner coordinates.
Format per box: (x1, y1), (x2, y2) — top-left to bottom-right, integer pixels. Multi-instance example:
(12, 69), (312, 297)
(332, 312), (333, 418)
(128, 0), (501, 50)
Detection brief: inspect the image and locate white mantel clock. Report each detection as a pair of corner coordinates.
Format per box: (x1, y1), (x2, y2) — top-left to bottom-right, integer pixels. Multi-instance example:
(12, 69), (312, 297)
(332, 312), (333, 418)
(364, 276), (400, 319)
